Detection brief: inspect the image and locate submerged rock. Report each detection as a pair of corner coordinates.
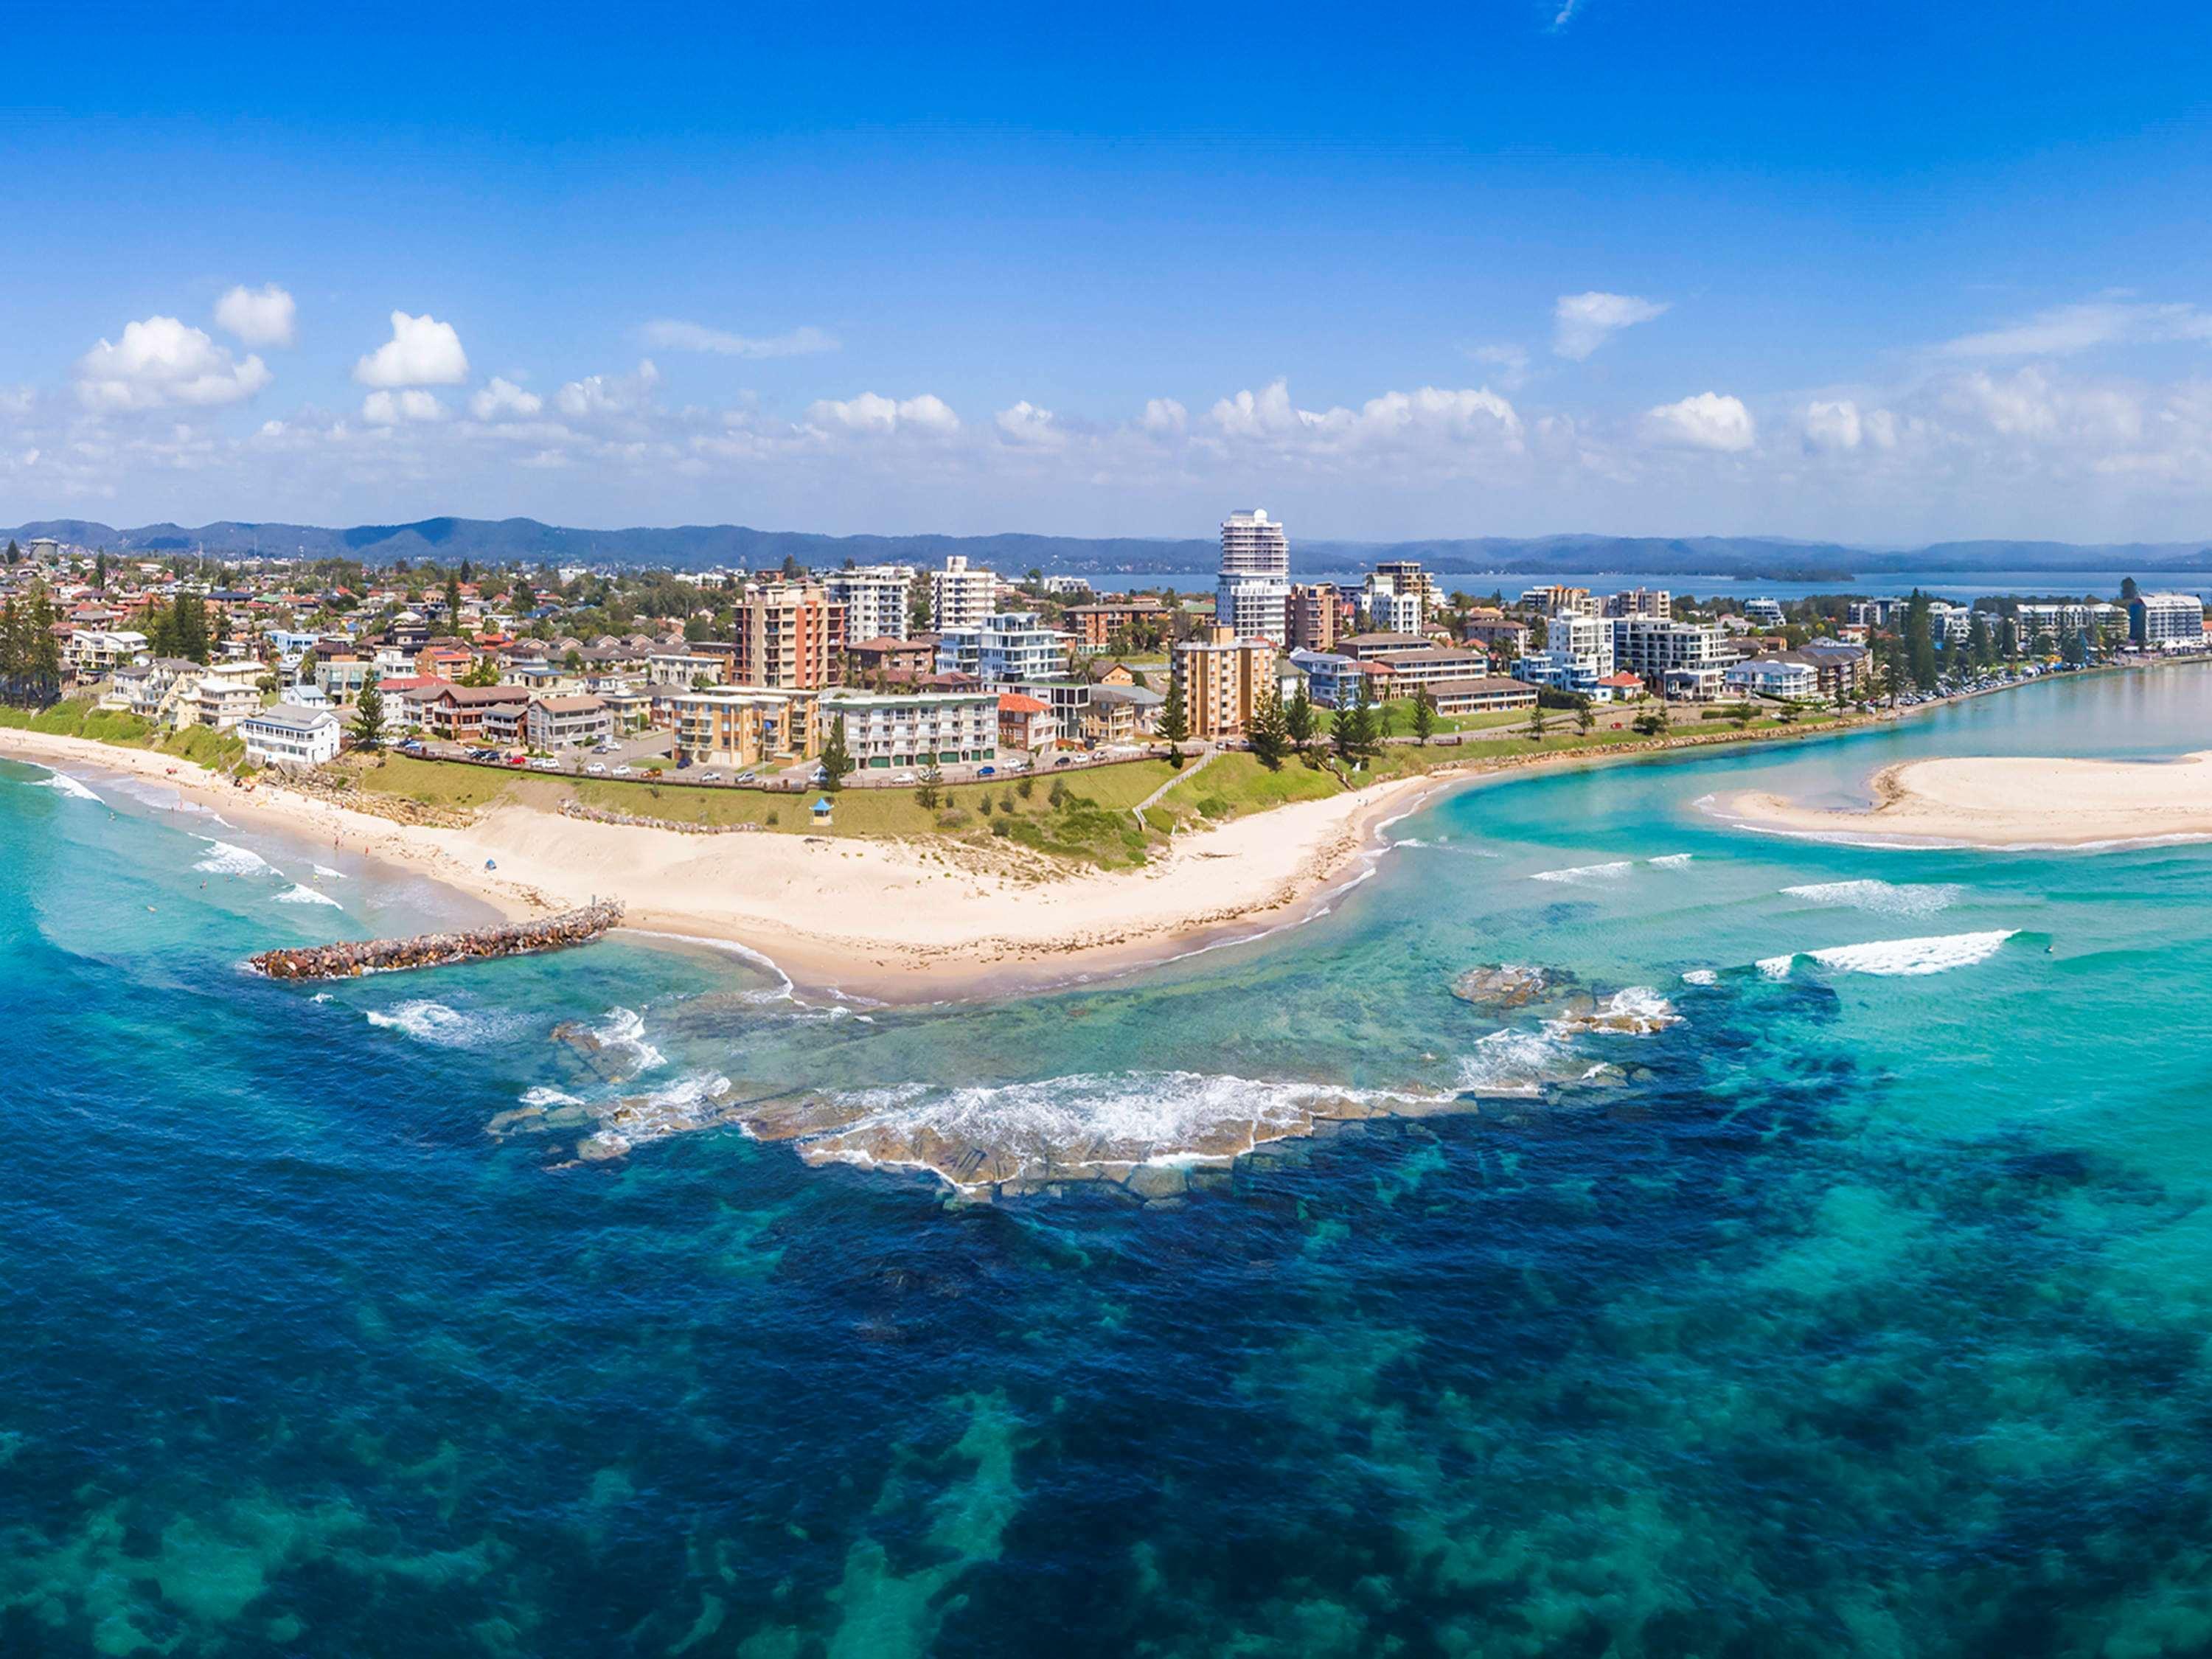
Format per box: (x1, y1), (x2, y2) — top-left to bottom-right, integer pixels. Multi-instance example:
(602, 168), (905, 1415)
(1450, 964), (1567, 1009)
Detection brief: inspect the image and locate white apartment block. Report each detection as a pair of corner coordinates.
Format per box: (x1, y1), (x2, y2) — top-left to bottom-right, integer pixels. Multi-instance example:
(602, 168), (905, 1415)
(1219, 509), (1290, 577)
(939, 612), (1068, 687)
(821, 689), (999, 768)
(822, 564), (917, 643)
(1611, 616), (1724, 683)
(191, 662), (265, 730)
(931, 555), (1000, 632)
(2134, 592), (2205, 648)
(1742, 597), (1786, 628)
(1217, 575), (1293, 644)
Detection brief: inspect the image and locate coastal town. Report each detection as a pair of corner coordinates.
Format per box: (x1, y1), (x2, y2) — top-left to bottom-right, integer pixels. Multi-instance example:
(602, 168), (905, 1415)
(2, 513), (2204, 813)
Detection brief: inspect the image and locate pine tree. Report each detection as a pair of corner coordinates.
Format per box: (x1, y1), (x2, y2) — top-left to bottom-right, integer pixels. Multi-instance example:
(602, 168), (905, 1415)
(819, 710), (855, 790)
(1247, 689), (1288, 771)
(173, 592), (211, 664)
(1574, 696), (1596, 735)
(1159, 662), (1190, 760)
(1284, 681), (1316, 756)
(445, 570), (464, 622)
(1904, 591), (1937, 690)
(1525, 699), (1546, 744)
(1411, 686), (1437, 745)
(351, 678), (386, 751)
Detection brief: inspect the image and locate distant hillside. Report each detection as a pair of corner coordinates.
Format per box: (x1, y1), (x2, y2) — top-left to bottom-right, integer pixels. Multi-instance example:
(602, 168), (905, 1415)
(8, 516), (2212, 580)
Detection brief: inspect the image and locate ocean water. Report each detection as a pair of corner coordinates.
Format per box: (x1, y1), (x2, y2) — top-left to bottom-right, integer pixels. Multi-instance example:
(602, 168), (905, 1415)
(6, 664), (2212, 1655)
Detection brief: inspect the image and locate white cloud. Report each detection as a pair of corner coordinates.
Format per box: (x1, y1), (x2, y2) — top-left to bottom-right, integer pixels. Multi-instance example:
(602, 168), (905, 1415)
(75, 316), (272, 411)
(1643, 391), (1756, 451)
(804, 392), (960, 437)
(470, 377), (544, 420)
(1551, 0), (1585, 27)
(1803, 399), (1863, 451)
(1470, 343), (1533, 390)
(1140, 397), (1187, 435)
(994, 400), (1065, 448)
(1553, 291), (1669, 361)
(214, 283), (297, 348)
(1938, 299), (2212, 360)
(361, 389), (447, 425)
(640, 320), (841, 358)
(554, 360), (660, 421)
(1209, 378), (1522, 457)
(353, 311), (470, 386)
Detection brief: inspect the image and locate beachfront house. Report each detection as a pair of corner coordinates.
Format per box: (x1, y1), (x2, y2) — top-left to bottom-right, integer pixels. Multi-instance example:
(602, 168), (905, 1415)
(669, 686), (818, 770)
(1724, 657), (1818, 700)
(240, 703), (342, 768)
(190, 661), (266, 730)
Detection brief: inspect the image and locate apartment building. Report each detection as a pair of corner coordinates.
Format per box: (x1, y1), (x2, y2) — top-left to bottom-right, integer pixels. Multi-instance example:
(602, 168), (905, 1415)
(1062, 597), (1169, 651)
(1172, 625), (1276, 738)
(669, 687), (818, 769)
(2131, 592), (2205, 648)
(1288, 583), (1339, 652)
(1520, 585), (1596, 617)
(1511, 613), (1615, 697)
(822, 564), (917, 643)
(525, 695), (613, 751)
(1363, 561), (1434, 633)
(931, 555), (999, 632)
(1610, 616), (1725, 686)
(936, 612), (1068, 688)
(189, 661), (265, 730)
(1602, 588), (1672, 619)
(712, 580), (846, 690)
(1216, 509), (1293, 646)
(818, 689), (999, 769)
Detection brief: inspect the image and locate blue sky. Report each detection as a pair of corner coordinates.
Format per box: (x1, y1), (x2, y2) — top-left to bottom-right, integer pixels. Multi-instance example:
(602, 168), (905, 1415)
(6, 0), (2212, 543)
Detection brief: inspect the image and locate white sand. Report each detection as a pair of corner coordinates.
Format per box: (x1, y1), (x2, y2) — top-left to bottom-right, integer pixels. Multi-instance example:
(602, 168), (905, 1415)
(1725, 751), (2212, 849)
(0, 726), (1448, 998)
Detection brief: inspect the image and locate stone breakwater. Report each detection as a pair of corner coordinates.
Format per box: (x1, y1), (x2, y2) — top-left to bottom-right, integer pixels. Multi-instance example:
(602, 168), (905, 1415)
(559, 800), (762, 834)
(250, 902), (625, 981)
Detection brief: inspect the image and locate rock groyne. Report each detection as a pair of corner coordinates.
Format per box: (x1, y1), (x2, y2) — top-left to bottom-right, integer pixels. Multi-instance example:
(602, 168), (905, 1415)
(251, 901), (624, 981)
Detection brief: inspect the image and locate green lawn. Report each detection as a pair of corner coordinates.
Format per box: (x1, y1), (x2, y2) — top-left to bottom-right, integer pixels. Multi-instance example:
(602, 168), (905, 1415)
(341, 750), (1184, 868)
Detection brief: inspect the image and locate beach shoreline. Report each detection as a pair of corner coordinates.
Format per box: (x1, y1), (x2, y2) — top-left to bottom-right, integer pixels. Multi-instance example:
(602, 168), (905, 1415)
(0, 695), (1998, 1001)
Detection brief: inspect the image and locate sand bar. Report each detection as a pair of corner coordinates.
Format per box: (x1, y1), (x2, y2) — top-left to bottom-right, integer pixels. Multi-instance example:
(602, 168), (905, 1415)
(1724, 751), (2212, 849)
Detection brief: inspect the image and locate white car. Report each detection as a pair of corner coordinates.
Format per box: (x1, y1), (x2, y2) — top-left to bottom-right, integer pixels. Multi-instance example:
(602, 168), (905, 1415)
(530, 758), (558, 771)
(700, 771), (723, 782)
(894, 771), (915, 784)
(585, 762), (607, 776)
(737, 770), (757, 784)
(612, 764), (633, 778)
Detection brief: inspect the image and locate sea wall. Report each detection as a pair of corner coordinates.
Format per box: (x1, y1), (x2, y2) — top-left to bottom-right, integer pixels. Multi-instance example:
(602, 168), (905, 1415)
(558, 800), (763, 835)
(251, 901), (625, 980)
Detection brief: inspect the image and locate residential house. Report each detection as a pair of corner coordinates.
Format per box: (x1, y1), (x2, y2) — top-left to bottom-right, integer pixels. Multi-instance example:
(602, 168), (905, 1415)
(996, 692), (1060, 753)
(240, 704), (341, 767)
(525, 695), (613, 751)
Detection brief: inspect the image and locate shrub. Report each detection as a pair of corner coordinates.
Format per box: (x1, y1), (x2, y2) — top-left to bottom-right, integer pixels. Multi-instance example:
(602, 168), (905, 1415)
(990, 819), (1011, 838)
(1000, 790), (1015, 814)
(765, 810), (779, 826)
(936, 809), (970, 830)
(1196, 795), (1230, 818)
(1017, 776), (1035, 799)
(978, 794), (995, 815)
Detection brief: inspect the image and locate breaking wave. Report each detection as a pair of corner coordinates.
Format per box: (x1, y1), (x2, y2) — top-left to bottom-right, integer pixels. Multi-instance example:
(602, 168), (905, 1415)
(193, 840), (275, 877)
(1648, 853), (1695, 869)
(1457, 1029), (1573, 1096)
(1782, 879), (1964, 919)
(311, 864), (347, 880)
(27, 770), (102, 803)
(520, 1086), (585, 1108)
(364, 1000), (525, 1047)
(272, 883), (342, 908)
(1530, 860), (1634, 886)
(1681, 968), (1719, 986)
(590, 1006), (666, 1074)
(1761, 930), (2020, 979)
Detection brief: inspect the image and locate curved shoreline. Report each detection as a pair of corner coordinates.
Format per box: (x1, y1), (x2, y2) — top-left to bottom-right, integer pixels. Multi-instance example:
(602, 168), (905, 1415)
(0, 694), (2034, 1001)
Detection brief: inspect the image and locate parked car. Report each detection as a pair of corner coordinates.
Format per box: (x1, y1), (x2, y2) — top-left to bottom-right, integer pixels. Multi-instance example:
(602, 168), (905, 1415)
(977, 765), (996, 778)
(699, 771), (723, 782)
(612, 765), (633, 777)
(737, 771), (757, 784)
(530, 758), (557, 771)
(1055, 755), (1073, 767)
(585, 762), (608, 776)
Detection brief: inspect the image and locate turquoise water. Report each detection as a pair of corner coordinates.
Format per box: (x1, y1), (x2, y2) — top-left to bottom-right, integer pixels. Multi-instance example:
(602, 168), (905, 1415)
(6, 664), (2212, 1655)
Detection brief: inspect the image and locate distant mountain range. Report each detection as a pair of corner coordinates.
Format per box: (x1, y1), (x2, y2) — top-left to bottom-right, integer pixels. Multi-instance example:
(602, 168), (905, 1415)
(8, 516), (2212, 582)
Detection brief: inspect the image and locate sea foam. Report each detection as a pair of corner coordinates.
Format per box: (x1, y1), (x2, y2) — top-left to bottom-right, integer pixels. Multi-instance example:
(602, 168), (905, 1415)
(1782, 879), (1964, 919)
(364, 1000), (524, 1047)
(590, 1006), (666, 1074)
(1529, 860), (1635, 886)
(272, 883), (342, 908)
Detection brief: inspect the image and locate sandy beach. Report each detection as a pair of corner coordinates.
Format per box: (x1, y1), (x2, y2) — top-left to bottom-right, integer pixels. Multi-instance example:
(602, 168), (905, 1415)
(1724, 749), (2212, 849)
(0, 725), (1453, 1000)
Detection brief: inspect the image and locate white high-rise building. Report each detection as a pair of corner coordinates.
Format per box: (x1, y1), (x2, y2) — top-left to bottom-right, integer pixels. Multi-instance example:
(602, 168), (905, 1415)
(823, 564), (917, 643)
(1217, 509), (1292, 644)
(931, 555), (999, 633)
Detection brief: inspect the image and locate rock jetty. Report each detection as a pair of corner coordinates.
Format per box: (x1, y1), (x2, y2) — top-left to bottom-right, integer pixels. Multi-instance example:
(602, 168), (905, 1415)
(250, 901), (624, 981)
